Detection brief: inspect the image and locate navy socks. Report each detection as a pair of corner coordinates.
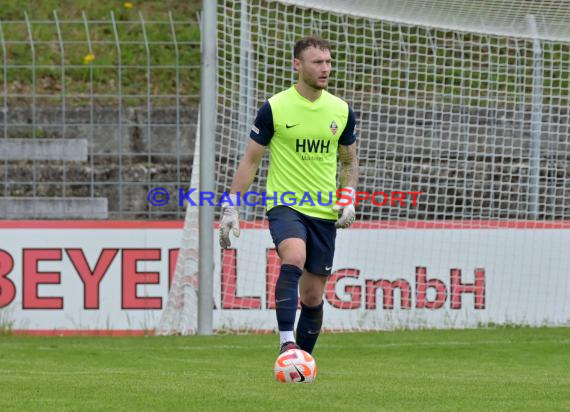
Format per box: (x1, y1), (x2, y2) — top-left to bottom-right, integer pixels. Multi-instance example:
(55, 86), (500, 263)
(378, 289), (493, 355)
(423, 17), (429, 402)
(275, 264), (324, 354)
(275, 264), (302, 332)
(296, 301), (324, 354)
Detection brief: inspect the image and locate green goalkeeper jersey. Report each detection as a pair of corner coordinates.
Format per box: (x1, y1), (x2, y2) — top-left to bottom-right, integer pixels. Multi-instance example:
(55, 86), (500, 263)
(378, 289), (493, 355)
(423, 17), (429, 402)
(250, 86), (356, 220)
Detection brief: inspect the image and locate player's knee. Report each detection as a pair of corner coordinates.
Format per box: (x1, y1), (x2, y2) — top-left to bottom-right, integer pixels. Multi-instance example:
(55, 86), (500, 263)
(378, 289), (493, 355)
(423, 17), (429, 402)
(281, 252), (305, 270)
(278, 239), (306, 269)
(301, 295), (322, 307)
(300, 291), (323, 307)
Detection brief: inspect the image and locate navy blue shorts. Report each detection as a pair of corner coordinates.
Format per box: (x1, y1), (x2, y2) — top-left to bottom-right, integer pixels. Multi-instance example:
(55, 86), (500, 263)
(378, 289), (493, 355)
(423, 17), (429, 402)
(267, 206), (337, 276)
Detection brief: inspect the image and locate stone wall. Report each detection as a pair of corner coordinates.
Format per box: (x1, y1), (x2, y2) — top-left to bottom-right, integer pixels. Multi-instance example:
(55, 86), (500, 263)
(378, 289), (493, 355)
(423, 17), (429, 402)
(0, 106), (197, 219)
(1, 104), (569, 220)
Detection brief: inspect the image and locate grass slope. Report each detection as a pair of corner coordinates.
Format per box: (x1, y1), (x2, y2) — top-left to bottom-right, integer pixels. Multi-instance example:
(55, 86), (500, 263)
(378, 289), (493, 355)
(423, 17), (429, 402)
(0, 328), (569, 411)
(0, 1), (202, 104)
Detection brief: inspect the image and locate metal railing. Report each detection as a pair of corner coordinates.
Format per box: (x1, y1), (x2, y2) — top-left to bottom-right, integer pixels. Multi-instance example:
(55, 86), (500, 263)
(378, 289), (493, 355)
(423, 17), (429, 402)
(0, 12), (200, 219)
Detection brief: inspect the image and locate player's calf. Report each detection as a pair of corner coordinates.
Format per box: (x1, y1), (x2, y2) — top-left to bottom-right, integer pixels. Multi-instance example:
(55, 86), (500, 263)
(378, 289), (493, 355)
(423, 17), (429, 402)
(275, 264), (303, 345)
(296, 301), (324, 354)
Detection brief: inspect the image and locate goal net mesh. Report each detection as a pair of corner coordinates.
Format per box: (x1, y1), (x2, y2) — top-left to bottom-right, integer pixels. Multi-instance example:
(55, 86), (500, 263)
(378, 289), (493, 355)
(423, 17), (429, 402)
(157, 0), (570, 334)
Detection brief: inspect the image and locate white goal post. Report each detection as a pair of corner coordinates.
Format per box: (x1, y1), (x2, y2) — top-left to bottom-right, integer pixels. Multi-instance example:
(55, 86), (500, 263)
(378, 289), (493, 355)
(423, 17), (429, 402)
(158, 0), (570, 335)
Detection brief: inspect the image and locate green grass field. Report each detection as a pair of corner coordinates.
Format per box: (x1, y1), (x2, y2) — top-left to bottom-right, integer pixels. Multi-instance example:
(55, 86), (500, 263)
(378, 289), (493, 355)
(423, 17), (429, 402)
(0, 328), (569, 411)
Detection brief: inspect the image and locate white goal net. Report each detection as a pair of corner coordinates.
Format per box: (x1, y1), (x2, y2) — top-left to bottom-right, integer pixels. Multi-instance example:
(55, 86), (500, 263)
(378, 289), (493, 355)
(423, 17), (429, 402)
(158, 0), (570, 334)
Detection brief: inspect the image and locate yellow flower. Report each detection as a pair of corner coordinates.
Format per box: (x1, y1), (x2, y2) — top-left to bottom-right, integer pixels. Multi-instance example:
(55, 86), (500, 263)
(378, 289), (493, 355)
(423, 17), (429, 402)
(83, 53), (95, 65)
(124, 2), (134, 9)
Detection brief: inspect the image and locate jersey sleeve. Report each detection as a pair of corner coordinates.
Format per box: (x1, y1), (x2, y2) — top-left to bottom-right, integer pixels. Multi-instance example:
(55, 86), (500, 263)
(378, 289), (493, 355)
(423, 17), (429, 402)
(249, 101), (274, 146)
(338, 106), (356, 146)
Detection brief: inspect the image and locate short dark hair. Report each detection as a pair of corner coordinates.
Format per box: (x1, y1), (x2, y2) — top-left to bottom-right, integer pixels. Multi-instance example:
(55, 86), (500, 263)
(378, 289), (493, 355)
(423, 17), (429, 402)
(293, 36), (331, 59)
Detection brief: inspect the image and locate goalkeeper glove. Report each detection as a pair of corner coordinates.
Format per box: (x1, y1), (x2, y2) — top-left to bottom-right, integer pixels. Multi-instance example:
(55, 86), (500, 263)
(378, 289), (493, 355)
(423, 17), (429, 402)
(219, 194), (240, 249)
(332, 187), (356, 229)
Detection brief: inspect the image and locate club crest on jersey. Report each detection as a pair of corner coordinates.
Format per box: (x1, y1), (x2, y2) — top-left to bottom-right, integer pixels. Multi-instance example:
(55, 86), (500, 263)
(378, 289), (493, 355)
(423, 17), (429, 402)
(330, 121), (338, 135)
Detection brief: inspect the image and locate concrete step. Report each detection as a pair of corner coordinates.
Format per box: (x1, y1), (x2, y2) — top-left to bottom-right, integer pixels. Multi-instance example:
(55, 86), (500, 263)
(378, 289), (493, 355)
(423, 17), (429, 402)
(0, 138), (87, 161)
(0, 161), (192, 183)
(0, 197), (108, 219)
(0, 106), (198, 155)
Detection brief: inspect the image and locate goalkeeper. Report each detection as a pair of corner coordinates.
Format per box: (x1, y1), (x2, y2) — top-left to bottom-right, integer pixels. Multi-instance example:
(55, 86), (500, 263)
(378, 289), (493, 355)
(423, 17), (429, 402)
(219, 36), (359, 355)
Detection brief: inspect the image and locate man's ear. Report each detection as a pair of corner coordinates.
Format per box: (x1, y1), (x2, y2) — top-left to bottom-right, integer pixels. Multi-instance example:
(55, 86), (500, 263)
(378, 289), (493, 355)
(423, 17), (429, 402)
(293, 58), (301, 72)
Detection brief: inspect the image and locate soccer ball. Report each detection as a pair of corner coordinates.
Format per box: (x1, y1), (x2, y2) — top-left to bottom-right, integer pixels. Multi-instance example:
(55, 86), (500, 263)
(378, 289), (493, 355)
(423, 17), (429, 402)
(274, 349), (317, 383)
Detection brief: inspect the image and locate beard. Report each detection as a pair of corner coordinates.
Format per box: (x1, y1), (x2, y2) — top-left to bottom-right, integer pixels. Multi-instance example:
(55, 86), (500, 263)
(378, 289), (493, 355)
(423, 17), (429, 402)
(303, 75), (328, 90)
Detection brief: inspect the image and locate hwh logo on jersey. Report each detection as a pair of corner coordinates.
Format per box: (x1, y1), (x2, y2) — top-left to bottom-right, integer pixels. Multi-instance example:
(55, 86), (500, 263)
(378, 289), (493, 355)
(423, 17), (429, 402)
(295, 138), (330, 153)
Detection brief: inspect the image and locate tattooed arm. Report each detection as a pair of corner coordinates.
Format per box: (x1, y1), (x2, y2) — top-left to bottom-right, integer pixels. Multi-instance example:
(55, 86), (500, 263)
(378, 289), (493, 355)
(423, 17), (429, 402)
(334, 142), (359, 229)
(338, 142), (359, 190)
